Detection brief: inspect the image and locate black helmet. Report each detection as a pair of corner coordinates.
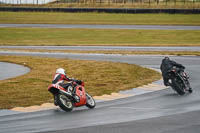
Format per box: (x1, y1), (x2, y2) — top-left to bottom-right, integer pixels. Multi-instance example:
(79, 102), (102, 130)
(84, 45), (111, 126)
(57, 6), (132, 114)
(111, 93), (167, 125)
(164, 56), (170, 60)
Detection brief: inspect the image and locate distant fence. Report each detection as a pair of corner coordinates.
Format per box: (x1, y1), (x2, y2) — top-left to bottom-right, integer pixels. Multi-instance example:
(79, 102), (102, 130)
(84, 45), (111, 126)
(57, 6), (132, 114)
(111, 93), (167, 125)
(55, 0), (200, 5)
(0, 0), (54, 4)
(0, 7), (200, 13)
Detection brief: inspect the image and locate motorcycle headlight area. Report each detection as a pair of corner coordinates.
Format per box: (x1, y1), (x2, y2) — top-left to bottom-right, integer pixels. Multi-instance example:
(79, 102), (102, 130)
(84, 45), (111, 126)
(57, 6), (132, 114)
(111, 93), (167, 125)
(75, 95), (80, 102)
(68, 86), (73, 92)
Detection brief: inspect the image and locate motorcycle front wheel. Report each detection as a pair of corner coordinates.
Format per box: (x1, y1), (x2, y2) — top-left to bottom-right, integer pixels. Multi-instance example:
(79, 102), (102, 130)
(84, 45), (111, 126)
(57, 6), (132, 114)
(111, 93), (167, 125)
(172, 79), (186, 96)
(86, 93), (96, 109)
(55, 93), (74, 112)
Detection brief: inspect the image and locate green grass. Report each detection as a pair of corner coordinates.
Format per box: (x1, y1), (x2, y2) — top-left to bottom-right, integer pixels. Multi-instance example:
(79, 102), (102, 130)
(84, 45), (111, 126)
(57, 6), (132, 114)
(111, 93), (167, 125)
(0, 28), (200, 46)
(0, 55), (161, 109)
(0, 12), (200, 25)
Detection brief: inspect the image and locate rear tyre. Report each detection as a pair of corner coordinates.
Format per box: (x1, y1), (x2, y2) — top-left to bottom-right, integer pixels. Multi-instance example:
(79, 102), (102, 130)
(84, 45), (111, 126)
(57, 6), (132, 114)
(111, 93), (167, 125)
(56, 93), (74, 112)
(86, 93), (96, 109)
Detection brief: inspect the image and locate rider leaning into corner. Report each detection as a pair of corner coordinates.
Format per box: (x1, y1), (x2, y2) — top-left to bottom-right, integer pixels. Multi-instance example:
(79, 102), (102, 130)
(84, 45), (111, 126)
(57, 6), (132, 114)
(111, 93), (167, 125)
(160, 56), (185, 86)
(52, 68), (82, 105)
(160, 56), (192, 91)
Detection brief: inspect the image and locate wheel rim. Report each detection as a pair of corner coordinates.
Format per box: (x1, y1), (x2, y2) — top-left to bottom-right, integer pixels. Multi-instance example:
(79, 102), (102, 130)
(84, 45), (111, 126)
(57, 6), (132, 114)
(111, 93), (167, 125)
(87, 94), (95, 106)
(59, 95), (72, 109)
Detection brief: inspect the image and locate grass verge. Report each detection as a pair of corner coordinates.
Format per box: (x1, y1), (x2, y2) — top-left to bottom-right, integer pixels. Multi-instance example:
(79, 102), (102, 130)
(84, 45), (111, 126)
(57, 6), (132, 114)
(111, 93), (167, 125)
(0, 12), (200, 25)
(0, 28), (200, 46)
(0, 55), (161, 109)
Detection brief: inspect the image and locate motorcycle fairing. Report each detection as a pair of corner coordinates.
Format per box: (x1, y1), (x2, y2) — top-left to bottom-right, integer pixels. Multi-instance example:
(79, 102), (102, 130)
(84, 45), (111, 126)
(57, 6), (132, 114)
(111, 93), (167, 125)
(48, 84), (70, 96)
(74, 85), (87, 107)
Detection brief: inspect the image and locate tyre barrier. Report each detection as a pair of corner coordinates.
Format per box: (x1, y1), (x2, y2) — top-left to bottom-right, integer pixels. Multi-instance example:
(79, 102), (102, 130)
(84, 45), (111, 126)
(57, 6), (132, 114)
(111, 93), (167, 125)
(0, 7), (200, 14)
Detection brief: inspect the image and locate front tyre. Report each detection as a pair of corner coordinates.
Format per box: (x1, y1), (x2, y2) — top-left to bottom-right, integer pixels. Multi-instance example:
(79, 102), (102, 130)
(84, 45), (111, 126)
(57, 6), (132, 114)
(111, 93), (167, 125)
(86, 93), (96, 109)
(189, 88), (193, 93)
(56, 93), (74, 112)
(172, 79), (186, 96)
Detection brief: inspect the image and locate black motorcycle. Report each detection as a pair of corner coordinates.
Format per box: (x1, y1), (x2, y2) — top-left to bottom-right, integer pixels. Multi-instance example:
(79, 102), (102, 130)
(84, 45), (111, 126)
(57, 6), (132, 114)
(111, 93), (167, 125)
(167, 67), (192, 95)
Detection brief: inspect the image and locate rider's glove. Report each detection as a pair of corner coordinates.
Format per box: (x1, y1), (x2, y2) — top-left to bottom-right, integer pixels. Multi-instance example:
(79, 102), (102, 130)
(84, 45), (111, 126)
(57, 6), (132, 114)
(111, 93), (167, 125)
(182, 66), (185, 69)
(77, 80), (82, 85)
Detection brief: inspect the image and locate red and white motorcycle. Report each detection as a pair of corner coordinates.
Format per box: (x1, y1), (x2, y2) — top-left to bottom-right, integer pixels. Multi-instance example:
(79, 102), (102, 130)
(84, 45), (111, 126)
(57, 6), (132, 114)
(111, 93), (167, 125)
(48, 80), (96, 112)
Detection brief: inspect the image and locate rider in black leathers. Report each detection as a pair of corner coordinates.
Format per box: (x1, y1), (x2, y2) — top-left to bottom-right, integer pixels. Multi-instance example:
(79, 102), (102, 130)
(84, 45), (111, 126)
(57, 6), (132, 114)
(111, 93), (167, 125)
(160, 57), (185, 86)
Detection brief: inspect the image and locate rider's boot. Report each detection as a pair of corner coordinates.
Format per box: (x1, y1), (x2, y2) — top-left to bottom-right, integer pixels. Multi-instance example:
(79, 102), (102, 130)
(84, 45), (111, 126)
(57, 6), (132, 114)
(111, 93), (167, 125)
(54, 95), (58, 106)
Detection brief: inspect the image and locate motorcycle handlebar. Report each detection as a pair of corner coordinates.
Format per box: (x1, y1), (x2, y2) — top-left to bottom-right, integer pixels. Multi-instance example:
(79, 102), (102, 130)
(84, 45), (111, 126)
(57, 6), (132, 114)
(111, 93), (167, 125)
(72, 79), (83, 85)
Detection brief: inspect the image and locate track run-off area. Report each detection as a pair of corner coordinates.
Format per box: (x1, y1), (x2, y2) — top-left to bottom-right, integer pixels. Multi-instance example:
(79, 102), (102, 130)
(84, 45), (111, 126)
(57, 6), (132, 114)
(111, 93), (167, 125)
(0, 24), (200, 133)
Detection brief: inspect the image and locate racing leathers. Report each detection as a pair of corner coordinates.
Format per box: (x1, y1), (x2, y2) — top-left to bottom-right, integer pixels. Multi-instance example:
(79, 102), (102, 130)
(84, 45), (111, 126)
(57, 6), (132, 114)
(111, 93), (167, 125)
(52, 73), (73, 89)
(52, 73), (75, 105)
(160, 58), (185, 86)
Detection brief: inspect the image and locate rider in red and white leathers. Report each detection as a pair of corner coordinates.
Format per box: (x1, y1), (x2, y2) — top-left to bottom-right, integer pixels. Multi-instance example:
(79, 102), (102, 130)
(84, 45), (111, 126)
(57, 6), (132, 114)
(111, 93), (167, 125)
(52, 68), (83, 105)
(52, 68), (82, 92)
(52, 68), (73, 89)
(52, 68), (75, 105)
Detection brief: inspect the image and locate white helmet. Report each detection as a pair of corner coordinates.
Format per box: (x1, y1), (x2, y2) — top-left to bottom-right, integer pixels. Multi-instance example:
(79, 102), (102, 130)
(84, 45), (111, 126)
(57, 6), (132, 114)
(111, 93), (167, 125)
(56, 68), (66, 75)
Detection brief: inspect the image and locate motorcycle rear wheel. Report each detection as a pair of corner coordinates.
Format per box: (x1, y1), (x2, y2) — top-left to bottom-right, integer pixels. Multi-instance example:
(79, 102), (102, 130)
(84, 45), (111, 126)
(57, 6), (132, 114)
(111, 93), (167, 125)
(86, 93), (96, 109)
(56, 93), (74, 112)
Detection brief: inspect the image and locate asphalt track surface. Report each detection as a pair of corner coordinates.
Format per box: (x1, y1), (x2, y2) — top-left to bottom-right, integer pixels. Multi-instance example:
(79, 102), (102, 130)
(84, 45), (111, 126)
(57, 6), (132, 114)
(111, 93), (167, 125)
(0, 51), (200, 133)
(1, 24), (200, 30)
(0, 62), (29, 80)
(1, 46), (200, 51)
(0, 24), (200, 133)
